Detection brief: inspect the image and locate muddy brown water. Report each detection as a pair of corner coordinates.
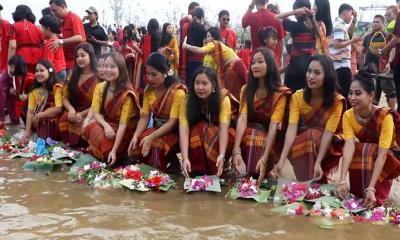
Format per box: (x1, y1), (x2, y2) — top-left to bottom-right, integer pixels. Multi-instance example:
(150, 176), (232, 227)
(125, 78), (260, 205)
(1, 156), (400, 240)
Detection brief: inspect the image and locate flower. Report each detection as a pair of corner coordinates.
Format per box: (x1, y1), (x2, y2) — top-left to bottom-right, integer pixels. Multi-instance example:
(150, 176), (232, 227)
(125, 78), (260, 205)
(125, 169), (142, 181)
(389, 209), (400, 225)
(305, 183), (323, 200)
(190, 175), (213, 191)
(48, 67), (54, 73)
(281, 182), (308, 203)
(237, 177), (258, 198)
(370, 207), (386, 222)
(343, 198), (364, 211)
(83, 164), (90, 171)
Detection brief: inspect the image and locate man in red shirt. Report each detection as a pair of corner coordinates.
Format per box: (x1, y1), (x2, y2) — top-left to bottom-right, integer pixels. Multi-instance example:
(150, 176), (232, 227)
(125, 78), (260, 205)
(0, 5), (11, 72)
(49, 0), (86, 72)
(242, 0), (285, 67)
(238, 40), (252, 72)
(218, 10), (237, 49)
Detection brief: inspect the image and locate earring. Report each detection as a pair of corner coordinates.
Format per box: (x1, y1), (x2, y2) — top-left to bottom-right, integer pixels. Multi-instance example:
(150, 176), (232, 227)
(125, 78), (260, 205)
(164, 74), (168, 78)
(212, 88), (215, 93)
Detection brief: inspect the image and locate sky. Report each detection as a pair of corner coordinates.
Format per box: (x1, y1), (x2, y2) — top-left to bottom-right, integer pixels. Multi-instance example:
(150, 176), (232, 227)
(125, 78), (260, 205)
(0, 0), (392, 27)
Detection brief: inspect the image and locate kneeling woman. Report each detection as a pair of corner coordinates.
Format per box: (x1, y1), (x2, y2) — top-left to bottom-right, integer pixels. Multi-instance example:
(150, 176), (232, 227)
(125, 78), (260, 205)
(21, 60), (63, 144)
(84, 52), (140, 166)
(180, 66), (237, 177)
(128, 52), (187, 171)
(337, 71), (400, 208)
(232, 48), (291, 183)
(274, 55), (345, 182)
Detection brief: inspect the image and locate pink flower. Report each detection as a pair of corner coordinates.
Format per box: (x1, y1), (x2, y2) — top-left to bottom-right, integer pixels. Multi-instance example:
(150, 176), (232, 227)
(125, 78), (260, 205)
(281, 182), (308, 203)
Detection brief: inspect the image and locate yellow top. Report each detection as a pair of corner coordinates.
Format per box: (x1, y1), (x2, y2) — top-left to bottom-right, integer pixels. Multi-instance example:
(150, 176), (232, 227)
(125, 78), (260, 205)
(288, 90), (344, 132)
(91, 82), (133, 124)
(201, 41), (237, 64)
(179, 95), (231, 127)
(142, 86), (186, 119)
(239, 85), (287, 123)
(342, 108), (394, 149)
(28, 85), (63, 111)
(203, 55), (217, 69)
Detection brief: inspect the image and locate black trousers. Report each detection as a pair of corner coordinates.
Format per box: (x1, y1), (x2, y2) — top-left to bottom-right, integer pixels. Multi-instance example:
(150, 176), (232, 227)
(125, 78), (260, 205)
(335, 67), (352, 100)
(392, 66), (400, 111)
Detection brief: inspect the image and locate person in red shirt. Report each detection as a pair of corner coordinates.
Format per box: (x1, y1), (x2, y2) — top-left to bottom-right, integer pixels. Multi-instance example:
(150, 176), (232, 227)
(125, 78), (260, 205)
(242, 0), (285, 67)
(8, 5), (43, 74)
(0, 5), (11, 72)
(49, 0), (86, 72)
(39, 15), (67, 82)
(179, 2), (199, 44)
(218, 10), (237, 49)
(237, 40), (252, 72)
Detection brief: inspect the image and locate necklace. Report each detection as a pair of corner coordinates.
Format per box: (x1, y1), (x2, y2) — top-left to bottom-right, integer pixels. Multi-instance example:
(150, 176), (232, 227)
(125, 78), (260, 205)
(355, 111), (372, 125)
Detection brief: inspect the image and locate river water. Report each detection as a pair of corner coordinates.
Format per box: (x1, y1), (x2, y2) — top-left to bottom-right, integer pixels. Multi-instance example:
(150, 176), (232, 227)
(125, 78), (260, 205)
(1, 157), (400, 240)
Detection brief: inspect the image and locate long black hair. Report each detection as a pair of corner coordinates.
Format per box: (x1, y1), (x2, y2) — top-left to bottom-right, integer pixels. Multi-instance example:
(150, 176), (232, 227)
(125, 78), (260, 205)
(68, 43), (97, 106)
(146, 52), (177, 88)
(245, 48), (282, 117)
(29, 59), (58, 92)
(186, 66), (221, 126)
(315, 0), (333, 36)
(293, 0), (317, 36)
(123, 25), (136, 43)
(303, 54), (337, 108)
(206, 27), (222, 41)
(160, 23), (173, 47)
(12, 5), (36, 23)
(8, 55), (27, 76)
(147, 18), (160, 53)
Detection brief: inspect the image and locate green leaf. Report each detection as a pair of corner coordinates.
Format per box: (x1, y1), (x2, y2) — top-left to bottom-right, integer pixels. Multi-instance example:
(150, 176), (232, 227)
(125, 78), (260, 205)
(8, 152), (34, 159)
(119, 179), (151, 191)
(23, 161), (54, 173)
(270, 202), (305, 215)
(138, 164), (157, 177)
(305, 196), (342, 208)
(184, 175), (221, 193)
(158, 180), (176, 192)
(69, 154), (98, 178)
(273, 177), (311, 203)
(310, 217), (354, 229)
(226, 187), (270, 203)
(53, 159), (73, 165)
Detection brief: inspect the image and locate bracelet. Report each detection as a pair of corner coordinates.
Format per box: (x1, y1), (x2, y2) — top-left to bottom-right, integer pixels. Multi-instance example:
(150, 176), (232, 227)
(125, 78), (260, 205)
(337, 181), (347, 185)
(232, 152), (241, 156)
(364, 187), (376, 193)
(218, 154), (225, 161)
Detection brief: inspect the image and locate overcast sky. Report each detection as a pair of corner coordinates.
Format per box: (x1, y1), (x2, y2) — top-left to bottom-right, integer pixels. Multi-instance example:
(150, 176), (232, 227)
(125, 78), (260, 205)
(0, 0), (391, 27)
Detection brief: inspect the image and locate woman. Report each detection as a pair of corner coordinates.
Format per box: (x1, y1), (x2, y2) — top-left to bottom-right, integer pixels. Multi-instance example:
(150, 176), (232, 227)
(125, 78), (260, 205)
(20, 60), (63, 144)
(314, 0), (332, 55)
(180, 66), (237, 177)
(275, 0), (317, 91)
(120, 25), (137, 83)
(183, 27), (247, 99)
(106, 30), (121, 53)
(0, 55), (34, 127)
(336, 70), (400, 208)
(84, 51), (140, 165)
(160, 23), (179, 75)
(128, 52), (187, 172)
(134, 19), (160, 93)
(232, 48), (291, 184)
(58, 43), (98, 147)
(8, 5), (43, 74)
(274, 55), (345, 183)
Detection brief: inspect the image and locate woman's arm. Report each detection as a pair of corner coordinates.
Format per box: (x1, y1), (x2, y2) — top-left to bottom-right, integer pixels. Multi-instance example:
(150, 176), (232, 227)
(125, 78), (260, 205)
(313, 131), (334, 178)
(63, 97), (76, 113)
(8, 40), (17, 61)
(275, 8), (310, 22)
(232, 112), (247, 154)
(21, 109), (34, 143)
(367, 148), (389, 190)
(275, 123), (298, 175)
(107, 123), (128, 165)
(256, 121), (279, 183)
(336, 139), (355, 198)
(182, 37), (207, 55)
(37, 106), (63, 119)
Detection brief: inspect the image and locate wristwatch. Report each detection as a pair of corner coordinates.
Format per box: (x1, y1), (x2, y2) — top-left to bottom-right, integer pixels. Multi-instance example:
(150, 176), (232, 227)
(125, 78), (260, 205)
(58, 39), (64, 45)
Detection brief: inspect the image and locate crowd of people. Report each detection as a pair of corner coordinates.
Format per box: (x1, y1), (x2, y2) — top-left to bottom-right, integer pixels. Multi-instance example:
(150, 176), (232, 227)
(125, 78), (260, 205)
(0, 0), (399, 208)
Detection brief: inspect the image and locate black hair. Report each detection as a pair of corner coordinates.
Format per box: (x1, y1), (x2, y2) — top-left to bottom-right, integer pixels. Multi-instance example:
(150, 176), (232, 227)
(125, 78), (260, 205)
(257, 26), (278, 46)
(123, 25), (136, 43)
(188, 2), (200, 12)
(352, 65), (377, 94)
(68, 43), (98, 106)
(147, 18), (160, 53)
(267, 4), (280, 14)
(187, 17), (206, 47)
(139, 26), (147, 35)
(8, 55), (27, 76)
(374, 14), (385, 23)
(30, 59), (58, 93)
(187, 66), (221, 126)
(245, 48), (282, 117)
(160, 23), (172, 47)
(338, 4), (353, 15)
(192, 7), (205, 19)
(110, 30), (119, 41)
(146, 52), (177, 88)
(49, 0), (67, 7)
(315, 0), (333, 36)
(255, 0), (268, 5)
(41, 7), (52, 17)
(293, 0), (311, 22)
(218, 10), (230, 19)
(100, 52), (131, 113)
(244, 39), (252, 49)
(39, 14), (61, 34)
(12, 5), (36, 23)
(303, 55), (337, 109)
(207, 27), (222, 41)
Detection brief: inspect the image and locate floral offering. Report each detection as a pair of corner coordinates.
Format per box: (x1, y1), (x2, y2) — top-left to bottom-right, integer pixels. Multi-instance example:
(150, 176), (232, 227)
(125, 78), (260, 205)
(237, 177), (258, 198)
(145, 170), (171, 187)
(389, 209), (400, 225)
(343, 198), (365, 212)
(190, 175), (213, 191)
(281, 181), (308, 203)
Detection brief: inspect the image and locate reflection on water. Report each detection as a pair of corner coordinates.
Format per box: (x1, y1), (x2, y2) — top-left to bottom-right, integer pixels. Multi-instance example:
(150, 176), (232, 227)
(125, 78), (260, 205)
(1, 157), (399, 240)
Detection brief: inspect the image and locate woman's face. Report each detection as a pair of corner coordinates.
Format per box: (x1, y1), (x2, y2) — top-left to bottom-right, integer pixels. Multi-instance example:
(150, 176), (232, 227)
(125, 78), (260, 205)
(146, 65), (165, 88)
(166, 25), (173, 35)
(194, 73), (213, 100)
(348, 80), (374, 111)
(205, 32), (214, 43)
(251, 52), (267, 79)
(103, 57), (119, 82)
(97, 57), (106, 80)
(35, 63), (50, 84)
(8, 64), (15, 76)
(76, 48), (91, 70)
(306, 60), (324, 90)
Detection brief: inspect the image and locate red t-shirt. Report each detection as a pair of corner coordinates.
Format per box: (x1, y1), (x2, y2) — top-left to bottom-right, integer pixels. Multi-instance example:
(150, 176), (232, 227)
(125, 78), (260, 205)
(42, 37), (66, 73)
(0, 19), (11, 71)
(238, 48), (252, 71)
(220, 28), (237, 49)
(392, 14), (400, 68)
(61, 11), (86, 70)
(242, 9), (285, 61)
(9, 20), (43, 65)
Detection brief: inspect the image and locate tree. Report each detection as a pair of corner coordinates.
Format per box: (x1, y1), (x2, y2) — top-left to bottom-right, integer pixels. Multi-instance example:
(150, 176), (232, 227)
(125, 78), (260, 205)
(109, 0), (124, 26)
(125, 4), (133, 25)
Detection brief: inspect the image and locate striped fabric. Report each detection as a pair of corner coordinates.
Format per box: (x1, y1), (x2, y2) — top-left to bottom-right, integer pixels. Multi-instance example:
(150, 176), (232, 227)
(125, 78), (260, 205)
(329, 18), (351, 69)
(291, 33), (317, 56)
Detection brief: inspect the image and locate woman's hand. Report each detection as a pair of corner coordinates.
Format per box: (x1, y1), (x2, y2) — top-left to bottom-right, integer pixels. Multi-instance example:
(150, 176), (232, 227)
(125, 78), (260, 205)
(68, 110), (77, 122)
(9, 87), (16, 96)
(232, 154), (245, 174)
(139, 134), (155, 157)
(182, 158), (191, 178)
(313, 163), (324, 180)
(336, 183), (348, 199)
(216, 155), (225, 177)
(256, 158), (267, 185)
(364, 189), (377, 209)
(19, 132), (29, 145)
(75, 112), (83, 123)
(32, 113), (42, 128)
(128, 135), (138, 156)
(273, 160), (285, 177)
(104, 124), (116, 140)
(107, 150), (117, 166)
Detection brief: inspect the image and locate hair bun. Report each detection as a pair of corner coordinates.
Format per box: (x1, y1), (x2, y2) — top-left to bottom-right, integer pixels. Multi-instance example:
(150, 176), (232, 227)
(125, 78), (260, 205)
(357, 63), (377, 79)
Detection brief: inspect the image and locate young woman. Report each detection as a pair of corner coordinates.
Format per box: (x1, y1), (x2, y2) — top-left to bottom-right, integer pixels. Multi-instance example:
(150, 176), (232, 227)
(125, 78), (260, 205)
(336, 70), (400, 208)
(314, 0), (332, 55)
(58, 43), (98, 147)
(160, 23), (179, 75)
(128, 52), (187, 172)
(20, 60), (63, 144)
(180, 66), (238, 177)
(232, 48), (291, 184)
(84, 51), (140, 166)
(120, 25), (138, 83)
(183, 27), (247, 99)
(275, 0), (317, 91)
(0, 55), (34, 127)
(274, 55), (346, 183)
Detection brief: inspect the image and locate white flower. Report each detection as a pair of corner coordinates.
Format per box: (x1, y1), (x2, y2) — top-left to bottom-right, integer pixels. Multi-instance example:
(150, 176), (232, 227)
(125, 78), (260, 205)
(27, 141), (36, 152)
(149, 170), (159, 177)
(286, 208), (296, 216)
(83, 164), (90, 171)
